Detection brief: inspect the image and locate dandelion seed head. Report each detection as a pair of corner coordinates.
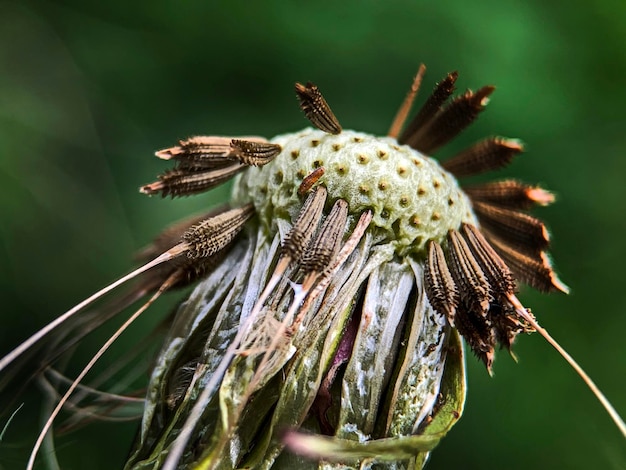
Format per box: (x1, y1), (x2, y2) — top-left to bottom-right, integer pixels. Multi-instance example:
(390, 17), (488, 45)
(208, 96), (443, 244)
(234, 128), (476, 254)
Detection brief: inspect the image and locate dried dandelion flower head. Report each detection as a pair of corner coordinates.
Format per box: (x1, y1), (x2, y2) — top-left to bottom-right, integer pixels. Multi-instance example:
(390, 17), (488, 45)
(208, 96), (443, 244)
(15, 66), (626, 470)
(124, 70), (568, 469)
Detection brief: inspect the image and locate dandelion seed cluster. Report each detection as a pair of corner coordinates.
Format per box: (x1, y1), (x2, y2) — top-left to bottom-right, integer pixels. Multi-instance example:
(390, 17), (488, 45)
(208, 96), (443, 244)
(234, 128), (476, 253)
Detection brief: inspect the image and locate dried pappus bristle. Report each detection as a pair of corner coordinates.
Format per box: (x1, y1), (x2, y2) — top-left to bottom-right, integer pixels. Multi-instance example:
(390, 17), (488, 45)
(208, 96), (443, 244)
(424, 240), (459, 325)
(300, 199), (349, 276)
(463, 180), (555, 210)
(140, 164), (244, 198)
(182, 204), (255, 260)
(166, 359), (199, 410)
(295, 82), (343, 135)
(388, 64), (426, 139)
(472, 200), (550, 252)
(230, 140), (282, 166)
(455, 303), (496, 370)
(442, 137), (523, 177)
(400, 71), (458, 146)
(411, 86), (496, 154)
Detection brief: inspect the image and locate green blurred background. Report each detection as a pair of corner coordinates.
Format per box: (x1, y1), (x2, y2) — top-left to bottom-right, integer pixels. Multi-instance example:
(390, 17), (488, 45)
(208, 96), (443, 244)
(1, 1), (625, 469)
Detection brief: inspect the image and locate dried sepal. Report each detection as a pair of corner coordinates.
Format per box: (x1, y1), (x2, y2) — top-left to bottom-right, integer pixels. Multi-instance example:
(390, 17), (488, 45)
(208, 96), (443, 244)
(295, 82), (342, 135)
(408, 86), (495, 154)
(463, 180), (555, 210)
(472, 200), (550, 253)
(424, 240), (459, 325)
(442, 137), (523, 177)
(400, 71), (458, 146)
(140, 163), (244, 198)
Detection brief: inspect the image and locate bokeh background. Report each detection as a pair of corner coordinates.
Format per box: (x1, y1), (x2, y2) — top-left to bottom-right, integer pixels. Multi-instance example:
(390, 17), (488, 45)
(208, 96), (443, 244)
(1, 1), (625, 469)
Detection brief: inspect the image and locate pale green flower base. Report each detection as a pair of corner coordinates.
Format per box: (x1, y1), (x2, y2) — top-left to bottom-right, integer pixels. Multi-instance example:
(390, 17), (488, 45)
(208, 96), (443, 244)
(235, 128), (476, 254)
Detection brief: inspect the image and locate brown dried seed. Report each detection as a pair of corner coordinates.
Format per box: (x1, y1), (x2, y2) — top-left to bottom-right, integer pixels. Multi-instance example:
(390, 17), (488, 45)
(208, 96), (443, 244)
(463, 180), (554, 210)
(298, 167), (325, 197)
(182, 204), (255, 260)
(281, 186), (327, 263)
(443, 137), (523, 177)
(406, 85), (495, 154)
(485, 232), (569, 293)
(424, 240), (459, 325)
(156, 136), (267, 170)
(140, 163), (244, 198)
(447, 229), (491, 316)
(460, 223), (516, 296)
(230, 140), (282, 166)
(136, 206), (230, 262)
(295, 82), (342, 135)
(472, 200), (550, 252)
(294, 209), (373, 327)
(300, 199), (349, 275)
(400, 71), (458, 146)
